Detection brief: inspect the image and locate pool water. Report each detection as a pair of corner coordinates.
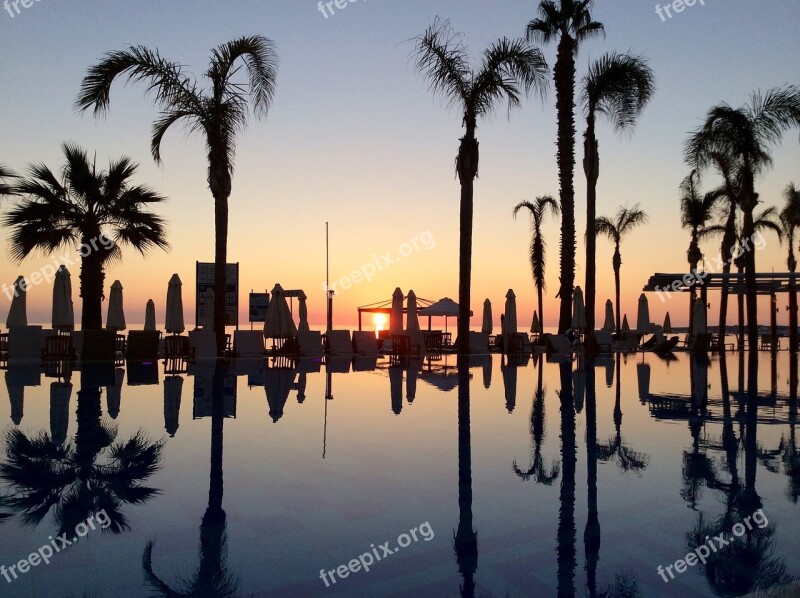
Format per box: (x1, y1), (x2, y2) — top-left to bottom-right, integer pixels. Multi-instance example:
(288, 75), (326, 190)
(0, 351), (797, 597)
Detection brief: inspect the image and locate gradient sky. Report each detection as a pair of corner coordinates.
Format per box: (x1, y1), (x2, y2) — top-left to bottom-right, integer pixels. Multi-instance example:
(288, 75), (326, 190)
(1, 0), (798, 330)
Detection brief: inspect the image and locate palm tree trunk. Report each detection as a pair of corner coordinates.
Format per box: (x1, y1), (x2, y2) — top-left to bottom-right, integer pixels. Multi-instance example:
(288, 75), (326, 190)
(209, 152), (232, 357)
(689, 255), (697, 341)
(737, 264), (745, 349)
(79, 252), (105, 331)
(742, 207), (759, 348)
(557, 360), (576, 597)
(537, 285), (544, 335)
(613, 247), (621, 334)
(583, 361), (600, 597)
(718, 210), (737, 350)
(584, 120), (599, 337)
(555, 35), (577, 334)
(790, 248), (797, 351)
(456, 119), (479, 355)
(204, 360), (227, 524)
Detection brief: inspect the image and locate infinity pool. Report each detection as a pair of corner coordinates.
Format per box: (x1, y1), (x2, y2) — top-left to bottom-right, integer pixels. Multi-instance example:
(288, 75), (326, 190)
(0, 351), (797, 596)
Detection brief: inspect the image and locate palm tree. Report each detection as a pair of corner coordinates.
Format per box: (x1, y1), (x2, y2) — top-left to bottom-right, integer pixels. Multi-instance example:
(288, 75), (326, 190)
(679, 169), (721, 334)
(685, 85), (800, 348)
(77, 36), (278, 354)
(0, 383), (163, 538)
(781, 183), (800, 350)
(595, 204), (648, 333)
(414, 18), (549, 354)
(4, 144), (169, 330)
(527, 0), (604, 334)
(513, 195), (559, 330)
(0, 164), (16, 197)
(731, 207), (782, 347)
(581, 52), (654, 334)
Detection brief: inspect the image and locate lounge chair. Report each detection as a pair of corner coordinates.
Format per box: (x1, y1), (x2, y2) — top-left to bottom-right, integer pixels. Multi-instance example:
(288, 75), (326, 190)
(545, 334), (576, 355)
(352, 331), (379, 356)
(10, 326), (45, 360)
(233, 330), (265, 357)
(653, 336), (680, 354)
(0, 332), (8, 362)
(326, 355), (351, 373)
(389, 334), (421, 365)
(326, 330), (354, 356)
(127, 331), (161, 362)
(353, 355), (378, 371)
(588, 331), (614, 353)
(42, 334), (77, 363)
(760, 334), (780, 351)
(79, 330), (117, 363)
(188, 330), (217, 360)
(468, 332), (490, 354)
(164, 335), (196, 361)
(297, 331), (324, 357)
(424, 331), (444, 354)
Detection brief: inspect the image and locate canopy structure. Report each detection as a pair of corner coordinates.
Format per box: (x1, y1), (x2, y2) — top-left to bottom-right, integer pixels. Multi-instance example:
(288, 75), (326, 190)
(357, 294), (434, 331)
(420, 297), (474, 334)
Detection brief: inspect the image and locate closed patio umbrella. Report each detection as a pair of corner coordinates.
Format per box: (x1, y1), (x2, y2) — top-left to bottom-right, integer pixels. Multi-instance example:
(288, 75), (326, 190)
(52, 266), (74, 331)
(390, 287), (404, 335)
(264, 366), (296, 423)
(105, 367), (124, 419)
(202, 288), (214, 330)
(482, 299), (493, 335)
(531, 311), (541, 335)
(164, 375), (183, 437)
(6, 276), (27, 329)
(298, 291), (310, 333)
(603, 300), (614, 332)
(406, 290), (420, 333)
(389, 366), (403, 414)
(144, 299), (156, 331)
(5, 370), (24, 425)
(636, 293), (652, 335)
(106, 280), (126, 331)
(573, 367), (586, 413)
(501, 359), (517, 413)
(622, 315), (630, 333)
(571, 286), (586, 331)
(49, 381), (72, 446)
(264, 283), (298, 339)
(663, 312), (672, 333)
(692, 298), (706, 335)
(165, 274), (185, 335)
(504, 290), (518, 334)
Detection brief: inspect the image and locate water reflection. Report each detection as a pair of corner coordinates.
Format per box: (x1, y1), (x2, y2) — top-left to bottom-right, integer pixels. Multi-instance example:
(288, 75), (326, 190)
(556, 360), (576, 597)
(0, 365), (163, 537)
(513, 354), (559, 485)
(454, 355), (477, 597)
(143, 360), (239, 595)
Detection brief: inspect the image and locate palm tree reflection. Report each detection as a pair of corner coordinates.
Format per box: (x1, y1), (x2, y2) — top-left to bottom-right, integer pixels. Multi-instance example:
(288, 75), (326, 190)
(556, 361), (576, 597)
(454, 355), (478, 597)
(596, 354), (648, 474)
(144, 361), (239, 596)
(0, 377), (163, 537)
(513, 354), (560, 485)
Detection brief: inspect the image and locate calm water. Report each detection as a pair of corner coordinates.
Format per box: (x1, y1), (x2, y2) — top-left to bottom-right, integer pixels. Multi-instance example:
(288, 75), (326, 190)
(0, 351), (797, 597)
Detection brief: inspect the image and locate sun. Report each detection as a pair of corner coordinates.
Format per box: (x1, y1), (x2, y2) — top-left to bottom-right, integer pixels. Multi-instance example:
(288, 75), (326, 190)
(373, 313), (387, 333)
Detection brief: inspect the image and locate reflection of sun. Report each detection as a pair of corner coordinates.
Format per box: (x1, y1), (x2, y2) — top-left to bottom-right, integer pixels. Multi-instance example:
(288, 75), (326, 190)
(374, 313), (386, 336)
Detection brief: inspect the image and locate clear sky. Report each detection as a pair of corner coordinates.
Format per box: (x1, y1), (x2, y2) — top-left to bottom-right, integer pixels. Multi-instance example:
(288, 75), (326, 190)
(1, 0), (798, 330)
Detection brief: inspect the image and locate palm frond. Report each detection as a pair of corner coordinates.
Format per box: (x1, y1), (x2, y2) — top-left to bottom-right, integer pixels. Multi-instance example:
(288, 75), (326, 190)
(412, 17), (471, 112)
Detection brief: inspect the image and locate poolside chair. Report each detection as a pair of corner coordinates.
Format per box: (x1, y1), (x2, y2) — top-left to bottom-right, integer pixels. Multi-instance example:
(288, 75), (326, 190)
(424, 331), (444, 355)
(127, 331), (161, 362)
(326, 330), (354, 356)
(0, 332), (8, 363)
(545, 334), (576, 355)
(42, 333), (77, 363)
(389, 334), (421, 365)
(81, 330), (117, 362)
(353, 355), (378, 371)
(468, 332), (490, 354)
(188, 330), (217, 360)
(164, 335), (195, 361)
(653, 336), (680, 354)
(587, 331), (614, 353)
(233, 330), (265, 357)
(297, 331), (324, 357)
(352, 331), (379, 356)
(10, 326), (45, 360)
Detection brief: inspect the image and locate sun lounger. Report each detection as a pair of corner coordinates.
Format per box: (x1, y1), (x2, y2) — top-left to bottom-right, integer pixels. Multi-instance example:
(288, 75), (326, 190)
(326, 356), (351, 373)
(653, 336), (680, 354)
(389, 334), (421, 365)
(545, 334), (575, 355)
(469, 332), (490, 354)
(127, 331), (161, 362)
(233, 330), (265, 357)
(189, 330), (217, 360)
(80, 330), (117, 362)
(352, 331), (379, 356)
(588, 331), (614, 353)
(326, 330), (354, 356)
(297, 331), (324, 357)
(9, 326), (45, 360)
(165, 335), (195, 361)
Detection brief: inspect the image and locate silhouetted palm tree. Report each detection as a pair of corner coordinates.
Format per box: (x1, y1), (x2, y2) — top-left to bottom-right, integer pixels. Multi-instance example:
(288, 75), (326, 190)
(513, 355), (560, 485)
(582, 52), (654, 334)
(781, 183), (800, 349)
(679, 169), (721, 334)
(0, 383), (163, 538)
(595, 205), (648, 334)
(513, 196), (560, 331)
(143, 362), (239, 596)
(414, 18), (549, 354)
(77, 36), (278, 354)
(556, 361), (577, 596)
(685, 85), (800, 348)
(3, 144), (169, 330)
(0, 164), (16, 197)
(455, 355), (478, 597)
(527, 0), (604, 333)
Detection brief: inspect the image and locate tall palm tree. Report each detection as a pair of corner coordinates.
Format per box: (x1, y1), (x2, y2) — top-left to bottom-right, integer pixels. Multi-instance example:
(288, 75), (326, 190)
(513, 195), (559, 331)
(685, 85), (800, 348)
(414, 18), (549, 354)
(679, 169), (721, 334)
(731, 207), (782, 347)
(527, 0), (604, 333)
(4, 144), (169, 330)
(77, 36), (278, 354)
(581, 52), (654, 334)
(0, 382), (163, 538)
(595, 204), (648, 333)
(781, 183), (800, 350)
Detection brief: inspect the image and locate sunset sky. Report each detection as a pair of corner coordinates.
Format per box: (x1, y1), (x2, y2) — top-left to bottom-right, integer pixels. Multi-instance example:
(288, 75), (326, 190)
(1, 0), (798, 331)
